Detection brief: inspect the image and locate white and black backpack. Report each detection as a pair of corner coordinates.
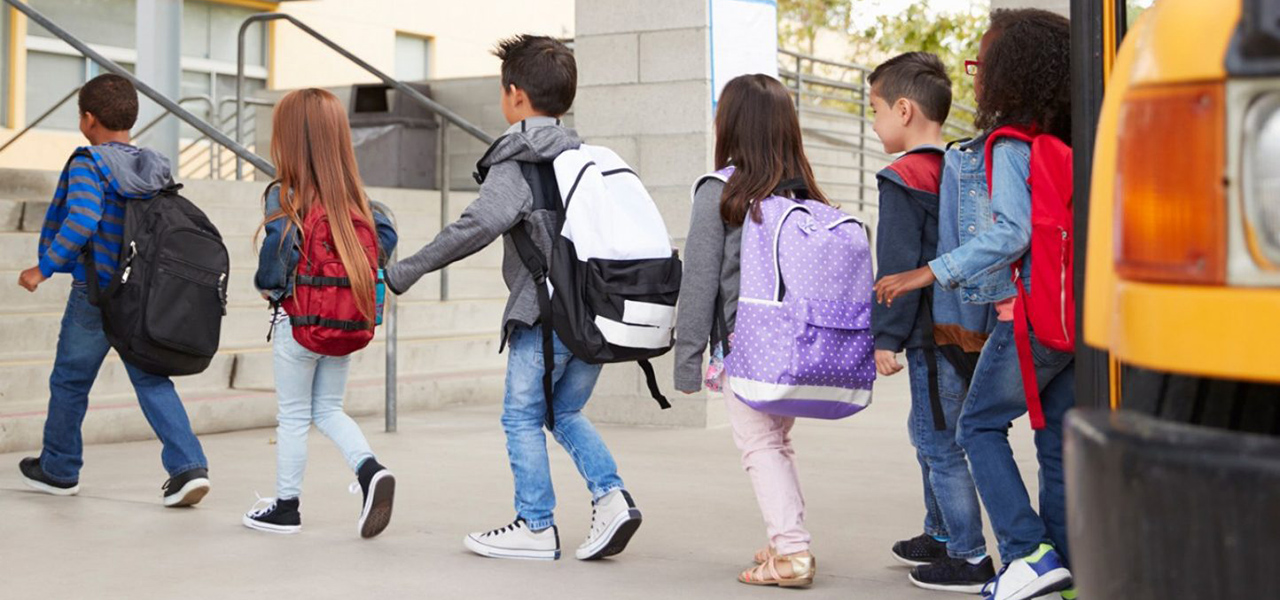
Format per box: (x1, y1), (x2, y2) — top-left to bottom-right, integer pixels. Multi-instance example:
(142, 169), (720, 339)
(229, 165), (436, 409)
(509, 145), (682, 428)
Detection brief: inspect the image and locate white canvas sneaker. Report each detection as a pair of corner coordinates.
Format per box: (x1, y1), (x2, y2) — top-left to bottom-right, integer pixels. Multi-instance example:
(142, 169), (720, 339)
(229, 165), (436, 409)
(575, 489), (643, 560)
(464, 519), (560, 561)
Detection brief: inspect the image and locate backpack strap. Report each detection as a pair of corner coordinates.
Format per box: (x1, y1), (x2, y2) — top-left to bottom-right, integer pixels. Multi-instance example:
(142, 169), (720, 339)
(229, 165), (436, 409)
(917, 288), (948, 431)
(1012, 274), (1046, 429)
(510, 161), (563, 431)
(982, 125), (1038, 190)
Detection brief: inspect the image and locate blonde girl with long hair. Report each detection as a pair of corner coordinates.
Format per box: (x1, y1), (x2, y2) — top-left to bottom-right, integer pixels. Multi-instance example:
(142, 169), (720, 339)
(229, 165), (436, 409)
(243, 88), (399, 538)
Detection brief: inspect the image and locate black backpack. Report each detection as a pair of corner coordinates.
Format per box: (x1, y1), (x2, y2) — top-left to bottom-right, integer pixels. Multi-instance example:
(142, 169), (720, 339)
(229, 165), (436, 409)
(488, 146), (680, 430)
(85, 184), (229, 376)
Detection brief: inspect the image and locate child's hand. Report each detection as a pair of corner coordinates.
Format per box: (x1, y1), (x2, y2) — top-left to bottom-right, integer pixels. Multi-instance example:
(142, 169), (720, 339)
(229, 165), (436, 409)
(18, 266), (46, 292)
(875, 350), (903, 376)
(874, 266), (936, 306)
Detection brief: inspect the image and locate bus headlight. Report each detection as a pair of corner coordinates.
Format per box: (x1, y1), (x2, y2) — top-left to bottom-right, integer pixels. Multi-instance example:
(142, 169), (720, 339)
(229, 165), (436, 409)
(1241, 92), (1280, 268)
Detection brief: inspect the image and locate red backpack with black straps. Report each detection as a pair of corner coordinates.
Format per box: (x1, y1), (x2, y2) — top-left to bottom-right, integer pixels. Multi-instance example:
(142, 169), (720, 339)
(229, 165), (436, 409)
(281, 204), (381, 357)
(984, 126), (1074, 430)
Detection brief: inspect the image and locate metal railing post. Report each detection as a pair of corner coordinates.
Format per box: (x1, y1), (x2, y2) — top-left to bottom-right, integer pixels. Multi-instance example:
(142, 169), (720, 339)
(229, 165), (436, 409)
(438, 120), (450, 301)
(858, 79), (869, 211)
(794, 54), (804, 109)
(385, 243), (398, 433)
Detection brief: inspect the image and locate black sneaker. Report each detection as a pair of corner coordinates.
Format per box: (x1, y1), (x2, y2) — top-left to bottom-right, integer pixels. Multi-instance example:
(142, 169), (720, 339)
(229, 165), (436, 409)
(892, 533), (948, 567)
(162, 467), (210, 507)
(243, 497), (302, 534)
(909, 555), (997, 594)
(19, 457), (79, 496)
(352, 458), (395, 539)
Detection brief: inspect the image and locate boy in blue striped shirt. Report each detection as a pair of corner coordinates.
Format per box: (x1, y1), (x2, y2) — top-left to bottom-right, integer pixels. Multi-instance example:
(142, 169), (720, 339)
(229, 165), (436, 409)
(16, 74), (211, 507)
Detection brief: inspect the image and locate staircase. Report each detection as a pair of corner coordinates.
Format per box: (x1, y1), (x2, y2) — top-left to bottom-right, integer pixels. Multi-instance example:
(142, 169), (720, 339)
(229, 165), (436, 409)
(0, 174), (509, 453)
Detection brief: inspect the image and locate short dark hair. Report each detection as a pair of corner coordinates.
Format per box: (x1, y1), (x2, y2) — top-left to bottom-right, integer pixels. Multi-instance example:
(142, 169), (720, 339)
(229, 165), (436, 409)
(78, 74), (139, 131)
(867, 52), (952, 124)
(977, 9), (1072, 142)
(492, 35), (576, 116)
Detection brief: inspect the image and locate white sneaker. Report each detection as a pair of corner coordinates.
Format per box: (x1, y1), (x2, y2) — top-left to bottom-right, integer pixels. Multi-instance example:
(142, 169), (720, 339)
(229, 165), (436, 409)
(575, 489), (643, 560)
(464, 519), (560, 560)
(982, 545), (1073, 600)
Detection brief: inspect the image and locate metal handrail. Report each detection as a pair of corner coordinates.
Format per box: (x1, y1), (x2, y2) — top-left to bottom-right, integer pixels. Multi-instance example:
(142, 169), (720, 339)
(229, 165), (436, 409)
(4, 0), (274, 176)
(134, 95), (214, 140)
(235, 12), (495, 179)
(0, 85), (80, 154)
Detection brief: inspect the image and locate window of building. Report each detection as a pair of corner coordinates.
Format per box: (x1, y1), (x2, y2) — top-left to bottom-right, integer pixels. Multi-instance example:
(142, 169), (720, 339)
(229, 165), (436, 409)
(22, 0), (267, 135)
(394, 33), (431, 82)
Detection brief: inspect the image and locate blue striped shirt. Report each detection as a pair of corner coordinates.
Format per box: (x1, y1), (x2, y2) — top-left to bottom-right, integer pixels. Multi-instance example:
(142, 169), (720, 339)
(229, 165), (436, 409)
(37, 148), (128, 288)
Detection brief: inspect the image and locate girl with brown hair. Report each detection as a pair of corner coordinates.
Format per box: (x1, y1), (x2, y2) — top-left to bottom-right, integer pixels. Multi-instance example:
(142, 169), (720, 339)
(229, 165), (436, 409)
(244, 88), (399, 539)
(673, 74), (830, 587)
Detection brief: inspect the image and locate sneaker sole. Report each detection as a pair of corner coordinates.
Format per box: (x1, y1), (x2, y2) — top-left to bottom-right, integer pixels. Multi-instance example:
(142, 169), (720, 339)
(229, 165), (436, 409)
(908, 572), (987, 594)
(463, 534), (559, 561)
(892, 551), (933, 568)
(358, 470), (395, 539)
(21, 474), (80, 497)
(163, 478), (210, 507)
(242, 514), (301, 534)
(1005, 569), (1074, 600)
(576, 509), (642, 560)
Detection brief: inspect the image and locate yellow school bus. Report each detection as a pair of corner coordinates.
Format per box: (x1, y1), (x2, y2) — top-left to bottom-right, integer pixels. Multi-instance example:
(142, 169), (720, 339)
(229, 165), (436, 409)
(1069, 0), (1280, 597)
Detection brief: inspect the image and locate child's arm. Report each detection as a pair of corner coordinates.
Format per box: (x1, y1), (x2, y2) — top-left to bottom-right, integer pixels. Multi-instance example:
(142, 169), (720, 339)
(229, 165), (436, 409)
(875, 141), (1032, 304)
(372, 207), (398, 262)
(928, 140), (1032, 290)
(871, 177), (928, 356)
(34, 155), (105, 282)
(672, 179), (726, 393)
(384, 161), (531, 294)
(253, 186), (292, 301)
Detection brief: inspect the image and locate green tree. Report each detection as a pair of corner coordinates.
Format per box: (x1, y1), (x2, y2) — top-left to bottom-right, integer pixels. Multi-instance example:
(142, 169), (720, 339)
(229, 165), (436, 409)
(778, 0), (854, 56)
(863, 3), (988, 112)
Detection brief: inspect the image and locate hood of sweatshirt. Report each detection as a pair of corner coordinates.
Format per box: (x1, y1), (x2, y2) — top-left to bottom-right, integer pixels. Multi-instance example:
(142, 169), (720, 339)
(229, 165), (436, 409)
(85, 141), (175, 199)
(475, 118), (582, 175)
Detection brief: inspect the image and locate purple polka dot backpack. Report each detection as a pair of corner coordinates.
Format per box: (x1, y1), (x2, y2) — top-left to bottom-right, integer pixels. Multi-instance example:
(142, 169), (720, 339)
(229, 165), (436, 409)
(702, 167), (876, 419)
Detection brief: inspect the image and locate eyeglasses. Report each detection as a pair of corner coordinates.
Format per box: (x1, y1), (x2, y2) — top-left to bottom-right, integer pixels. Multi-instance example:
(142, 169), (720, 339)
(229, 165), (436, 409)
(965, 60), (981, 77)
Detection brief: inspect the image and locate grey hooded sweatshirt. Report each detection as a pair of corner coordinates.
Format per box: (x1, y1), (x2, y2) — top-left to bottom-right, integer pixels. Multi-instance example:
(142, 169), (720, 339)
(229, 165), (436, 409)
(385, 117), (581, 345)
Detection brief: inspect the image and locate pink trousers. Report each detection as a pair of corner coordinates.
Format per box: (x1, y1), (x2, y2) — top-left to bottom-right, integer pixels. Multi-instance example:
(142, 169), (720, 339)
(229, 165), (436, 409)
(724, 380), (812, 555)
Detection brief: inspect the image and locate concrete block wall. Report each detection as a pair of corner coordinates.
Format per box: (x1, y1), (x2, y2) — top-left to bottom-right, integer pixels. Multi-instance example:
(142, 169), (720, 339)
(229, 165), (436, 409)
(574, 0), (722, 428)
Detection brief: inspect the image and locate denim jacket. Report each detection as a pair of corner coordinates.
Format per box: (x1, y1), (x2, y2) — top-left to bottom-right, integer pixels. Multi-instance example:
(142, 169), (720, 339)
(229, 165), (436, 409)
(928, 134), (1032, 305)
(254, 184), (399, 302)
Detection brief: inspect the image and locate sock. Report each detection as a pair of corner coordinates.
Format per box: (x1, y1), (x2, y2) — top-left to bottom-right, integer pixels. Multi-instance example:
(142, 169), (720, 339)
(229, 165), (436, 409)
(966, 554), (988, 565)
(1026, 543), (1055, 563)
(931, 534), (950, 543)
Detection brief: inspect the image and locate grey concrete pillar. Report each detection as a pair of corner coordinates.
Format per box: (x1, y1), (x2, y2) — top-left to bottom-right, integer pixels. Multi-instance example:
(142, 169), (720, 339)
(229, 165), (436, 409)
(574, 0), (720, 428)
(135, 0), (182, 167)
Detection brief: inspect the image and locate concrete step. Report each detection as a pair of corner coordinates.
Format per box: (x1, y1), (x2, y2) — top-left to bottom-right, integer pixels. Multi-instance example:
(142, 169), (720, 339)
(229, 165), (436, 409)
(0, 331), (506, 417)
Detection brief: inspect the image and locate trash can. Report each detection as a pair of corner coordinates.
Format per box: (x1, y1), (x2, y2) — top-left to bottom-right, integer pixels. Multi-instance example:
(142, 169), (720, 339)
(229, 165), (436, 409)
(349, 82), (440, 189)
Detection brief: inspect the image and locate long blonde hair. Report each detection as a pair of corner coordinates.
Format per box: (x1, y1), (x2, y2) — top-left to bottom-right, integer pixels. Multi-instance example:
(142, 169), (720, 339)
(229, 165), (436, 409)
(263, 88), (377, 321)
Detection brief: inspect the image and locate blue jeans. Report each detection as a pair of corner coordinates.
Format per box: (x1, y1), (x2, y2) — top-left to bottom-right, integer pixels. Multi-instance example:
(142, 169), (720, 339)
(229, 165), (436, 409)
(956, 320), (1075, 564)
(906, 348), (987, 559)
(272, 320), (375, 499)
(503, 325), (622, 531)
(40, 286), (207, 483)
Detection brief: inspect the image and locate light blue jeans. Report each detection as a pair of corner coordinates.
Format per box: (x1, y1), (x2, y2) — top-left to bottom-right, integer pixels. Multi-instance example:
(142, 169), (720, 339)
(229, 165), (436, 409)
(503, 325), (622, 531)
(273, 320), (375, 499)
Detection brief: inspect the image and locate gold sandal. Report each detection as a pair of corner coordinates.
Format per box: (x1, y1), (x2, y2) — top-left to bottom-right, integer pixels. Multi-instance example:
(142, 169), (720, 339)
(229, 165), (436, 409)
(738, 552), (816, 587)
(754, 546), (776, 565)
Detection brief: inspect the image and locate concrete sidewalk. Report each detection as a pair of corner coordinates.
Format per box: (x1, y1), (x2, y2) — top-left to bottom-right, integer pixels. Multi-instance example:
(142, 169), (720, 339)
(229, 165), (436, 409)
(0, 371), (1041, 600)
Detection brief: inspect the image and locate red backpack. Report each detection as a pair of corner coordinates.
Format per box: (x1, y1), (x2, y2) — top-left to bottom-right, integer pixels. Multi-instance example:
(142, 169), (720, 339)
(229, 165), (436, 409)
(281, 204), (381, 357)
(984, 126), (1074, 430)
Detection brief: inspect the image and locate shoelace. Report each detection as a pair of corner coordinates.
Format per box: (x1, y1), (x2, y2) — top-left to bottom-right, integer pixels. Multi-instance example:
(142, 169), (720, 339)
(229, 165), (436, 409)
(247, 493), (278, 518)
(981, 563), (1010, 599)
(483, 520), (523, 537)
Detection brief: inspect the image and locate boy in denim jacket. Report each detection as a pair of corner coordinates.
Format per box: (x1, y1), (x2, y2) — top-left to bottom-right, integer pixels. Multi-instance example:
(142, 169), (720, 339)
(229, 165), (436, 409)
(868, 53), (994, 592)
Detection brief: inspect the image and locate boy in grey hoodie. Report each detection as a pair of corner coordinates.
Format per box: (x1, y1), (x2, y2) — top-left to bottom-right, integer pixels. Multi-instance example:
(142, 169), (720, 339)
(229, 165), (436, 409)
(16, 74), (211, 508)
(386, 35), (643, 562)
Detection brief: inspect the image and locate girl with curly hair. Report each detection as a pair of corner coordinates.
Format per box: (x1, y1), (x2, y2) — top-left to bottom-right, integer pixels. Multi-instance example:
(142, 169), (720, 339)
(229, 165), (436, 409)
(874, 9), (1076, 600)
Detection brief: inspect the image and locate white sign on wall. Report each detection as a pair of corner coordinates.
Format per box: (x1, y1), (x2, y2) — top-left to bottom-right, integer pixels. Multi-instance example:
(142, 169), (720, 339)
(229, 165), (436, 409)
(710, 0), (780, 107)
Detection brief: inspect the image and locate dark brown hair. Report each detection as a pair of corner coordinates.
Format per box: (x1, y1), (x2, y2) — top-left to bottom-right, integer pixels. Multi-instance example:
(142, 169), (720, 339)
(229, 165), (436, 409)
(867, 52), (952, 123)
(714, 74), (828, 226)
(976, 9), (1072, 142)
(493, 35), (577, 116)
(78, 73), (138, 131)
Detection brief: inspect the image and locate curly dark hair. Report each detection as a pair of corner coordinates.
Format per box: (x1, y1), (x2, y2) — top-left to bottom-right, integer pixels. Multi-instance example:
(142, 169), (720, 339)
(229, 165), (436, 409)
(976, 9), (1072, 142)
